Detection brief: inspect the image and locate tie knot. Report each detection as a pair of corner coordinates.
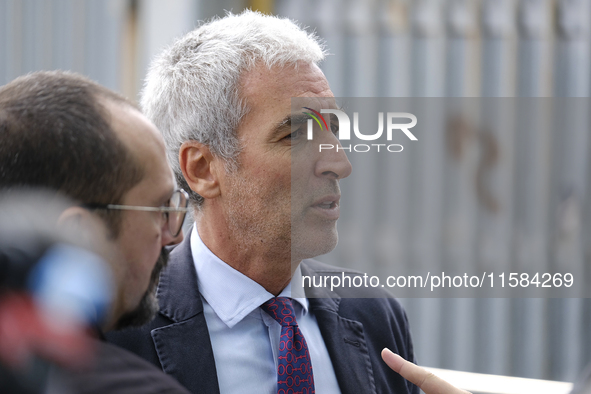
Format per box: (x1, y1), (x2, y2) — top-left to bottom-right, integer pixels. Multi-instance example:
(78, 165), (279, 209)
(261, 297), (298, 326)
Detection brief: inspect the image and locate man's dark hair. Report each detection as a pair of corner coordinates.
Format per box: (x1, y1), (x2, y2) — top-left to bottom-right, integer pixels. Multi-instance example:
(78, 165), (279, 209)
(0, 71), (143, 235)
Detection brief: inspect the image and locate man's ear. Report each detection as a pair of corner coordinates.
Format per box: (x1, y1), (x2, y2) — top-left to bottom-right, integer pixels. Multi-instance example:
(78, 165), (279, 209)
(179, 141), (221, 199)
(57, 206), (90, 231)
(57, 206), (109, 253)
(57, 206), (110, 243)
(57, 206), (119, 269)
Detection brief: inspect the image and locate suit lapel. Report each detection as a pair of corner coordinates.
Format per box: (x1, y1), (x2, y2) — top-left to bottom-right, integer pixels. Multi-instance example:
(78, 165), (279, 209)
(302, 261), (377, 394)
(151, 233), (221, 394)
(149, 246), (377, 394)
(151, 315), (219, 394)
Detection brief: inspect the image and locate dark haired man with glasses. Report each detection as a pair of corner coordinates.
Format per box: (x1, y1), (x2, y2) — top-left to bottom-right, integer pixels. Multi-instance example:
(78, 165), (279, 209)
(83, 188), (190, 329)
(0, 71), (190, 393)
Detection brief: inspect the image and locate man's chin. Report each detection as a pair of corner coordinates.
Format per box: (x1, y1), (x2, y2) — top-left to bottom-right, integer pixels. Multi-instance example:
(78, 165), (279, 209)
(292, 231), (339, 262)
(112, 291), (159, 330)
(113, 247), (170, 330)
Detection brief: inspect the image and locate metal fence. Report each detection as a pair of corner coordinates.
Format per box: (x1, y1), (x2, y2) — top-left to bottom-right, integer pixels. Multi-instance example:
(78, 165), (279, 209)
(1, 0), (590, 384)
(0, 0), (127, 93)
(276, 0), (591, 380)
(277, 0), (591, 383)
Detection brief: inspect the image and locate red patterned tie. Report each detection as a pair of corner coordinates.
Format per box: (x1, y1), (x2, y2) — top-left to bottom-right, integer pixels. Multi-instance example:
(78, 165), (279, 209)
(261, 297), (315, 394)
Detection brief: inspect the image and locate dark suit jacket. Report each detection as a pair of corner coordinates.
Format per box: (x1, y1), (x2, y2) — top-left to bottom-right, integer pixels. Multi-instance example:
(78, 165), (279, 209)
(47, 339), (190, 394)
(107, 235), (419, 394)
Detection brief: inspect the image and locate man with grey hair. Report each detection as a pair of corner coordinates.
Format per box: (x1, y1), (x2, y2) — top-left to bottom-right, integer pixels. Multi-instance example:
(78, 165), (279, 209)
(108, 10), (418, 394)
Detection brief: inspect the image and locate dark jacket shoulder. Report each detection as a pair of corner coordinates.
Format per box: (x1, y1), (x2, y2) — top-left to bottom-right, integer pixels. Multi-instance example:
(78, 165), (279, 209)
(301, 259), (418, 394)
(49, 340), (190, 394)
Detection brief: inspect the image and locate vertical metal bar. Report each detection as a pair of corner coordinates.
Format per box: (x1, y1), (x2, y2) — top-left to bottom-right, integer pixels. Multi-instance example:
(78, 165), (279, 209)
(84, 0), (101, 81)
(410, 0), (445, 97)
(344, 0), (378, 97)
(548, 0), (591, 382)
(439, 0), (478, 373)
(444, 0), (475, 97)
(71, 0), (86, 73)
(375, 1), (412, 301)
(36, 0), (53, 70)
(0, 0), (7, 84)
(5, 0), (23, 82)
(405, 97), (446, 368)
(476, 0), (517, 377)
(316, 0), (345, 97)
(377, 0), (410, 97)
(21, 0), (38, 74)
(104, 0), (128, 92)
(546, 93), (588, 378)
(405, 0), (446, 368)
(439, 99), (479, 372)
(511, 0), (553, 380)
(481, 0), (518, 97)
(51, 0), (72, 71)
(584, 119), (591, 376)
(516, 0), (552, 97)
(554, 0), (590, 97)
(512, 100), (552, 379)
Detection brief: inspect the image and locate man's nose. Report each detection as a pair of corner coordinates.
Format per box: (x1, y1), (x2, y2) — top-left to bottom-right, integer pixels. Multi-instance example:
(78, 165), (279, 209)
(314, 133), (353, 180)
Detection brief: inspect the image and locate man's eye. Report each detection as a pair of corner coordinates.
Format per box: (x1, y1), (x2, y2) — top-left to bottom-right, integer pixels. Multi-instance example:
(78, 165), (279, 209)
(330, 122), (339, 135)
(285, 128), (304, 141)
(162, 196), (174, 209)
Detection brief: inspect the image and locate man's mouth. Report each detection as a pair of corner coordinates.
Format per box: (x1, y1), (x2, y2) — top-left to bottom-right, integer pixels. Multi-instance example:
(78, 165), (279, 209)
(311, 195), (340, 219)
(313, 195), (340, 208)
(314, 200), (338, 209)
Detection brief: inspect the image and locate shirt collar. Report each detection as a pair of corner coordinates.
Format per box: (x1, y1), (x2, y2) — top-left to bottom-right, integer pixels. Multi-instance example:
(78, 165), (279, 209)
(190, 226), (308, 328)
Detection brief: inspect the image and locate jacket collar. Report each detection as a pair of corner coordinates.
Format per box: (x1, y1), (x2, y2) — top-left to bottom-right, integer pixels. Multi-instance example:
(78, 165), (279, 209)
(156, 232), (203, 322)
(156, 241), (334, 322)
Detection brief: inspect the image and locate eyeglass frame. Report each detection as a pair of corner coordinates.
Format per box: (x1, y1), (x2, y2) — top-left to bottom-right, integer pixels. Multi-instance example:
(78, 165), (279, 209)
(83, 189), (190, 237)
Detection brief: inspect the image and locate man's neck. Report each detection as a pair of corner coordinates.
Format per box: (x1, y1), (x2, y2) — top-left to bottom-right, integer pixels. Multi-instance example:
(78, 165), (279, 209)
(196, 219), (293, 296)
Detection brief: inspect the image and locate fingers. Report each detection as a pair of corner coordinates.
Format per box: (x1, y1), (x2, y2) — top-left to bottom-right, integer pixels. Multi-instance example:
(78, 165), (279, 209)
(381, 348), (471, 394)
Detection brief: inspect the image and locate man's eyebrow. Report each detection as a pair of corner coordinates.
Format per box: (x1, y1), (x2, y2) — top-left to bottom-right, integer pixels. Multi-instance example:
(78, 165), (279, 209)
(271, 113), (310, 139)
(276, 113), (310, 129)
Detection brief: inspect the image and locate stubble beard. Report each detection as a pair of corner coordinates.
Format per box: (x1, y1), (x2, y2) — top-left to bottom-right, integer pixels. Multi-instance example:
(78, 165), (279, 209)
(225, 172), (292, 263)
(113, 247), (170, 330)
(222, 167), (341, 273)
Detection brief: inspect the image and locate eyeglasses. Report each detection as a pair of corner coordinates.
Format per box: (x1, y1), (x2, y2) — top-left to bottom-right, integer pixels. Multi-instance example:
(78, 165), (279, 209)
(84, 189), (190, 237)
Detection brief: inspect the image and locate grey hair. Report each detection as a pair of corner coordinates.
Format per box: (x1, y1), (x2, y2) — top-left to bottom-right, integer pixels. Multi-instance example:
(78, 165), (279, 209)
(140, 9), (326, 207)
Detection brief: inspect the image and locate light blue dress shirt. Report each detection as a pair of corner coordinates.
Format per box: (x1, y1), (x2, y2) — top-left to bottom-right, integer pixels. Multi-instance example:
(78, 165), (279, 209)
(190, 228), (341, 394)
